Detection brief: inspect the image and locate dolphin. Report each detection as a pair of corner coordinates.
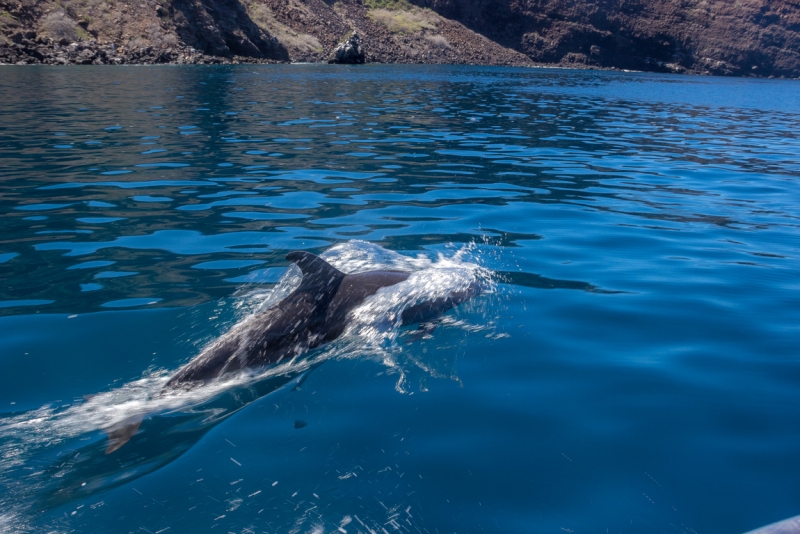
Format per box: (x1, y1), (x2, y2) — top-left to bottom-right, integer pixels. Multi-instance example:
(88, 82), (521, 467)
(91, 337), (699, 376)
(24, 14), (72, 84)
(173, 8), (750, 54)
(105, 250), (479, 453)
(745, 514), (800, 534)
(166, 250), (479, 386)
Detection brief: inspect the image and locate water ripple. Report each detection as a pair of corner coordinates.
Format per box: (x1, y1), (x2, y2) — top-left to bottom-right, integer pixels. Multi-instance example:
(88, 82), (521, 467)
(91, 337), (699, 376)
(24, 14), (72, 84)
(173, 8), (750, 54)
(0, 65), (798, 534)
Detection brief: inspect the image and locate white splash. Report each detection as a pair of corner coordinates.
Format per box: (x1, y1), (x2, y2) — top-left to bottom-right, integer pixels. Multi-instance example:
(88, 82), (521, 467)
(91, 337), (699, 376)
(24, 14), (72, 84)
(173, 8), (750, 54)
(0, 240), (495, 530)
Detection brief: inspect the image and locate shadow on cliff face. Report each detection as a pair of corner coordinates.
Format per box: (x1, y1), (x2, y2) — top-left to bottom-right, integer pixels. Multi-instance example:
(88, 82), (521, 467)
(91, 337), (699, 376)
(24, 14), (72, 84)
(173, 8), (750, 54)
(169, 0), (289, 60)
(522, 24), (689, 73)
(410, 0), (682, 72)
(409, 0), (800, 77)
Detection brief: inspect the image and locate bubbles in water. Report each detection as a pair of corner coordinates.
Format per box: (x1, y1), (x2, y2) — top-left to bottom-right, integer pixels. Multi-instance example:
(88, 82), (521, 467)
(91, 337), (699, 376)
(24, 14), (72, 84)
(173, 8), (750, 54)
(0, 240), (496, 529)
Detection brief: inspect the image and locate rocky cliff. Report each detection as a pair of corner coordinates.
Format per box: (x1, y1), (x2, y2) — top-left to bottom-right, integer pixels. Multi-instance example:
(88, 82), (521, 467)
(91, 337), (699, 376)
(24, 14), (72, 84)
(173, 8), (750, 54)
(412, 0), (800, 76)
(1, 0), (798, 77)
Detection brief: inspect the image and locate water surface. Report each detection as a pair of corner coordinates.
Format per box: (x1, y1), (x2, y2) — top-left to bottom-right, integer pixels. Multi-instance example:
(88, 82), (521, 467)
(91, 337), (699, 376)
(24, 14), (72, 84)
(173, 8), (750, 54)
(1, 65), (799, 533)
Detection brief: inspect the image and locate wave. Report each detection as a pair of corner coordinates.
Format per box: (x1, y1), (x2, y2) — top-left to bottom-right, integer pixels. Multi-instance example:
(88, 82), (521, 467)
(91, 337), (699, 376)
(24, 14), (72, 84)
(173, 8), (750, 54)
(0, 240), (495, 531)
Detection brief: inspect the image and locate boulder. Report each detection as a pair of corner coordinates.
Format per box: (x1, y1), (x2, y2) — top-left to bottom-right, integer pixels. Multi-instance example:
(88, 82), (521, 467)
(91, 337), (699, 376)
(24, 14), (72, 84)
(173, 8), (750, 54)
(328, 32), (365, 64)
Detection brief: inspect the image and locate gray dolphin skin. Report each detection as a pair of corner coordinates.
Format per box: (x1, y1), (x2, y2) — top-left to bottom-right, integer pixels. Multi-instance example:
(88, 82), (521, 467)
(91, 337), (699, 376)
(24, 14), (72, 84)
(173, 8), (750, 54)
(745, 515), (800, 534)
(166, 250), (479, 387)
(104, 250), (480, 453)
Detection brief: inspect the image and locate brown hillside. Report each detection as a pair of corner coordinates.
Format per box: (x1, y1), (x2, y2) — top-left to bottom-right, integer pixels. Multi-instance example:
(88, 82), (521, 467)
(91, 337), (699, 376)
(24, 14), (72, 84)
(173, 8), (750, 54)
(412, 0), (800, 76)
(0, 0), (798, 76)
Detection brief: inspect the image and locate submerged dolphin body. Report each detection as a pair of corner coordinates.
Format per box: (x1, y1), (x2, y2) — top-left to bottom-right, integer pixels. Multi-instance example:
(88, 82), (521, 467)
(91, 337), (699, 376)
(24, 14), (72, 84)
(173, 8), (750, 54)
(745, 514), (800, 534)
(167, 250), (478, 386)
(101, 251), (480, 454)
(105, 250), (479, 453)
(21, 243), (483, 508)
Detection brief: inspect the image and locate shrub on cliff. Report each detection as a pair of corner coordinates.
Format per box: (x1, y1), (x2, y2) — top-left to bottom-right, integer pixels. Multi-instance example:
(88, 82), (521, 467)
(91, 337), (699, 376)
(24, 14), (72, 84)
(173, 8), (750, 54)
(367, 8), (437, 34)
(39, 11), (80, 45)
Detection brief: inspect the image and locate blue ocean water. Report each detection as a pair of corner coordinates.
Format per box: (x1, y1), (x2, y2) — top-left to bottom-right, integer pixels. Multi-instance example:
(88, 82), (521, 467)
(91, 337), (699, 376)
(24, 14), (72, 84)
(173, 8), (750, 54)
(1, 64), (799, 533)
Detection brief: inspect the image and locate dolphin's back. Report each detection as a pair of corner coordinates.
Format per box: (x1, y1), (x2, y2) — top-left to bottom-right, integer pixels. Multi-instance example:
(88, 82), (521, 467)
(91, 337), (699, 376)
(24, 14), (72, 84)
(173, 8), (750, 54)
(166, 254), (339, 386)
(166, 253), (409, 387)
(329, 270), (410, 311)
(165, 302), (299, 386)
(319, 269), (410, 340)
(166, 251), (481, 390)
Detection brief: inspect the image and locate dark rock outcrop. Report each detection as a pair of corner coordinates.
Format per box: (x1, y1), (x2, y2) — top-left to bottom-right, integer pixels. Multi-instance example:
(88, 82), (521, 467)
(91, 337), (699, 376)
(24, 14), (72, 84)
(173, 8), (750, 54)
(328, 32), (365, 63)
(169, 0), (288, 59)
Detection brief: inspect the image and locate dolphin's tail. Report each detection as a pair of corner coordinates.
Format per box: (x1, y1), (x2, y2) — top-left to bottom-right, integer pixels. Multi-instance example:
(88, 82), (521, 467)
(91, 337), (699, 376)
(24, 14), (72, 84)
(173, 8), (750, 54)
(104, 416), (144, 454)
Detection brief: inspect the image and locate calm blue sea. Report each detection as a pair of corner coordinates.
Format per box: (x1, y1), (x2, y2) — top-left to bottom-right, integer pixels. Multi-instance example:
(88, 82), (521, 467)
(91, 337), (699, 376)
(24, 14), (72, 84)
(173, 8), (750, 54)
(1, 65), (799, 533)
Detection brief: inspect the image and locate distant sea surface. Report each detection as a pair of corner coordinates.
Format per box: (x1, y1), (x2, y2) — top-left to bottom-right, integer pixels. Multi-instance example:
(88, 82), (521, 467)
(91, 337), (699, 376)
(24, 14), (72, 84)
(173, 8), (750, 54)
(1, 65), (799, 533)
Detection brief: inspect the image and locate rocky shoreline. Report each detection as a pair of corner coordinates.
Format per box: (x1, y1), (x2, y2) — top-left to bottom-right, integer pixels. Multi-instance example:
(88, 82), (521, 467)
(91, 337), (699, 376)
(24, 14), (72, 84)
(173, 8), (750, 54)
(0, 35), (280, 65)
(0, 28), (533, 67)
(2, 33), (797, 79)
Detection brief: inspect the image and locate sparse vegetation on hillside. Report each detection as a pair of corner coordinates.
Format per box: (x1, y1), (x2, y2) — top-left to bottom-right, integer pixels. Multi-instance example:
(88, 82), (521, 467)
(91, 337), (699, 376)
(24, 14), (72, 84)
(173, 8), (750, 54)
(246, 1), (322, 54)
(39, 10), (80, 43)
(424, 33), (450, 49)
(143, 23), (178, 49)
(0, 11), (15, 44)
(362, 0), (441, 36)
(367, 6), (438, 35)
(337, 29), (354, 44)
(364, 0), (412, 9)
(36, 0), (136, 43)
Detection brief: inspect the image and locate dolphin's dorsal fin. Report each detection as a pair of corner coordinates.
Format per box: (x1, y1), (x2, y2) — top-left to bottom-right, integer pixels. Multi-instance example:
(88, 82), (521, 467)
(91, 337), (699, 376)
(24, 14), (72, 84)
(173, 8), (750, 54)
(286, 251), (345, 289)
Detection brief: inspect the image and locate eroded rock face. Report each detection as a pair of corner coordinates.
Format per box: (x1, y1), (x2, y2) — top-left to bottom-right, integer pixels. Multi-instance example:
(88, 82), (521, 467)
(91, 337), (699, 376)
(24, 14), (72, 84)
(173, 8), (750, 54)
(410, 0), (800, 77)
(328, 32), (365, 64)
(170, 0), (288, 60)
